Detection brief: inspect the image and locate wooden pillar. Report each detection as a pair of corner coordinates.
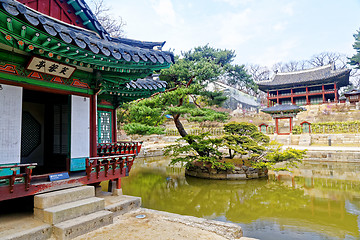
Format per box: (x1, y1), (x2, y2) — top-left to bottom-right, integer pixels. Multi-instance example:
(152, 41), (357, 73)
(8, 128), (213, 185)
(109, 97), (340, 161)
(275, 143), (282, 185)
(322, 84), (325, 103)
(306, 87), (309, 105)
(267, 91), (270, 107)
(291, 88), (294, 105)
(290, 117), (293, 133)
(275, 118), (279, 134)
(116, 178), (121, 189)
(90, 94), (98, 157)
(334, 82), (338, 102)
(277, 90), (279, 104)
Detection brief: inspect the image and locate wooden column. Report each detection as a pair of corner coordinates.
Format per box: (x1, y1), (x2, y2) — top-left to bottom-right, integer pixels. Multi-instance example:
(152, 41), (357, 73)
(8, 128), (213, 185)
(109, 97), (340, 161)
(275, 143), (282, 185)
(267, 91), (270, 107)
(90, 94), (98, 157)
(322, 84), (325, 103)
(334, 82), (338, 102)
(116, 178), (121, 189)
(275, 118), (279, 134)
(306, 87), (309, 105)
(291, 88), (294, 105)
(277, 90), (279, 104)
(290, 117), (293, 133)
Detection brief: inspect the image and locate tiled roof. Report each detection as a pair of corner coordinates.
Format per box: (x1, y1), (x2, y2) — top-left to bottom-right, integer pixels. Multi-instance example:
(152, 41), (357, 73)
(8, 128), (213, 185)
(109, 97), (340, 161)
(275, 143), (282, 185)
(258, 65), (351, 91)
(344, 89), (360, 96)
(2, 0), (174, 64)
(126, 78), (167, 90)
(261, 104), (306, 113)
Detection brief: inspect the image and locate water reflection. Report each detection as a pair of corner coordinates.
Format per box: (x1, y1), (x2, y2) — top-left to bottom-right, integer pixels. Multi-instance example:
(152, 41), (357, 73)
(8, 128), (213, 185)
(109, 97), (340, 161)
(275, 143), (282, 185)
(122, 158), (360, 240)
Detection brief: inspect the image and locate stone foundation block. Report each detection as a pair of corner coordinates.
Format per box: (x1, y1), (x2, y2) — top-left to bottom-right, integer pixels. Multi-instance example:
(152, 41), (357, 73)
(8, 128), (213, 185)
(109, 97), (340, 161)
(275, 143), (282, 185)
(53, 210), (113, 240)
(34, 186), (94, 209)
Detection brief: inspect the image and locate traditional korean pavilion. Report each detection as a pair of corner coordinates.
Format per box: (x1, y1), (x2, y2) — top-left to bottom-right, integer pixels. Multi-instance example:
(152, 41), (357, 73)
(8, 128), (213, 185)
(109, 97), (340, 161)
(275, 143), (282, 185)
(0, 0), (173, 201)
(344, 89), (360, 105)
(261, 104), (306, 135)
(258, 64), (351, 107)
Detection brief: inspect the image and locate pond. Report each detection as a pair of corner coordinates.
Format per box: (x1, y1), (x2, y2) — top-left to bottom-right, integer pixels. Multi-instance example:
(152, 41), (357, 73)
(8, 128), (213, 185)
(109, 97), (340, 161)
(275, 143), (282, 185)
(122, 158), (360, 240)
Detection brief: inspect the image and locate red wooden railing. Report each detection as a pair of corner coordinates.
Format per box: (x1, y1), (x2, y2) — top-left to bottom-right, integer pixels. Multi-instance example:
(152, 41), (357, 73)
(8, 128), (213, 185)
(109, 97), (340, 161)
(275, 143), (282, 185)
(97, 141), (143, 156)
(86, 154), (136, 181)
(0, 141), (143, 200)
(0, 163), (37, 193)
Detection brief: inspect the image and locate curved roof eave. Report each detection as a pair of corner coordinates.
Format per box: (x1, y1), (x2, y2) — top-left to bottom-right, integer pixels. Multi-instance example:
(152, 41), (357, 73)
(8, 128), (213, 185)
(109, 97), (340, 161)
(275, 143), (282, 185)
(261, 104), (306, 113)
(2, 0), (174, 66)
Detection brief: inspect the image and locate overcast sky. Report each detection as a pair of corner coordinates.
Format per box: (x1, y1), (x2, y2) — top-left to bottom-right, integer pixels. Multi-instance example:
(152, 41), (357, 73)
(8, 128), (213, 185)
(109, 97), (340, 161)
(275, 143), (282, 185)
(102, 0), (360, 68)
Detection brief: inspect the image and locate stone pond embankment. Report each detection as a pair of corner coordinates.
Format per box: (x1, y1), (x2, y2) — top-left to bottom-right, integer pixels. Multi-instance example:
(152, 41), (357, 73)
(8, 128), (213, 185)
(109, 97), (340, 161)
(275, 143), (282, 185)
(185, 165), (267, 180)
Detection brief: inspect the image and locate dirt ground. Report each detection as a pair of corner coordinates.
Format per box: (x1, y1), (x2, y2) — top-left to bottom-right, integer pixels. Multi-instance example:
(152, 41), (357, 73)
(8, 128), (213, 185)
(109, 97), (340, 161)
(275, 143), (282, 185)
(0, 212), (46, 238)
(73, 210), (228, 240)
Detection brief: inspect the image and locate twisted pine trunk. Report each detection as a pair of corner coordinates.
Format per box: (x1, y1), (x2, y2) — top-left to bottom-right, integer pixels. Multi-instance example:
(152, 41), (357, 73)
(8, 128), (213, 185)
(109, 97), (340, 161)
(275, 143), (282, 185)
(171, 76), (207, 157)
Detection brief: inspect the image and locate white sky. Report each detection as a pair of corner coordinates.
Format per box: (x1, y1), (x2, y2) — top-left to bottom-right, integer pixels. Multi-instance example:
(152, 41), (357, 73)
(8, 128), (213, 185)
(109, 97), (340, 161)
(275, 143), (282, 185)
(102, 0), (360, 68)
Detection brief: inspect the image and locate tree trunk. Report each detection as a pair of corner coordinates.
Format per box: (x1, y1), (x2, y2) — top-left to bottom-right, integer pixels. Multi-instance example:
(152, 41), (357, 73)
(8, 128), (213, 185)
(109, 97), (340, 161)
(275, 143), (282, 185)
(172, 76), (208, 157)
(173, 114), (207, 157)
(229, 149), (233, 159)
(173, 114), (188, 138)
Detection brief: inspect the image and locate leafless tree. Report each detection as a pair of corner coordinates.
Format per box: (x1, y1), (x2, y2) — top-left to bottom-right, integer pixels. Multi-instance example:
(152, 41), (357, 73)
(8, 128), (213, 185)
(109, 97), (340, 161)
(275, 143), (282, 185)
(89, 0), (126, 38)
(271, 60), (309, 73)
(246, 64), (270, 82)
(308, 52), (347, 69)
(350, 68), (360, 88)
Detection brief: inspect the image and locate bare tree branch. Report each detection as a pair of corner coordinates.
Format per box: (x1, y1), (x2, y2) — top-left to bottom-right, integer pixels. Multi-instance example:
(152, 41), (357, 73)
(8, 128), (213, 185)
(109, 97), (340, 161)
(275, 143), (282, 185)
(246, 64), (270, 82)
(89, 0), (126, 38)
(308, 52), (348, 69)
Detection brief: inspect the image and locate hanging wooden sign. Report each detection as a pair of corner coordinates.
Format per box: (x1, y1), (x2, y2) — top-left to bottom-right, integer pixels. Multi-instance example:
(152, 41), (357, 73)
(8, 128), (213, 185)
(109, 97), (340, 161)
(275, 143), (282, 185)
(27, 57), (76, 79)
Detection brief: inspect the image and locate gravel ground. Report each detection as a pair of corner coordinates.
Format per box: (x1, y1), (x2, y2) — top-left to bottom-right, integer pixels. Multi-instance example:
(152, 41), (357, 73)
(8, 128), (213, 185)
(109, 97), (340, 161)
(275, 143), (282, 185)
(73, 210), (229, 240)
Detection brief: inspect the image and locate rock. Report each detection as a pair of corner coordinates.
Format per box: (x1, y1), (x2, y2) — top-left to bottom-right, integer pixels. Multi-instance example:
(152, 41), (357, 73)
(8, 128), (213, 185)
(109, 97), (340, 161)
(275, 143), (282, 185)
(247, 173), (259, 179)
(210, 173), (227, 179)
(227, 174), (247, 180)
(209, 168), (217, 174)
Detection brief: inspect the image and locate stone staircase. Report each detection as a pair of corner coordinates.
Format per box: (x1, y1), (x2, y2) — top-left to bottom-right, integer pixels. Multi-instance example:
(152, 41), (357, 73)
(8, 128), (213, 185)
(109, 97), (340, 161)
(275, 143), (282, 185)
(34, 186), (113, 240)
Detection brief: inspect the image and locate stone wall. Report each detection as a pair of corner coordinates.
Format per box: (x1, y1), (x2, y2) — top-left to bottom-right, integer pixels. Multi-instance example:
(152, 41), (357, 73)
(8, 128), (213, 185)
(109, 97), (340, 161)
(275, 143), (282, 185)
(305, 150), (360, 162)
(185, 165), (267, 180)
(310, 134), (360, 145)
(268, 133), (360, 146)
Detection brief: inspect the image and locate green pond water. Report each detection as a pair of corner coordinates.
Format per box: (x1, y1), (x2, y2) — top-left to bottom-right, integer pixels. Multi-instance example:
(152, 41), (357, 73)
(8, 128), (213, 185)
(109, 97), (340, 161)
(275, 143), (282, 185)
(122, 158), (360, 240)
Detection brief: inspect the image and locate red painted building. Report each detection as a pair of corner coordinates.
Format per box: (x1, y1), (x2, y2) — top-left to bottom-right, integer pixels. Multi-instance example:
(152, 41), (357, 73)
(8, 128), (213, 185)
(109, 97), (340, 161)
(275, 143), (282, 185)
(344, 89), (360, 105)
(258, 64), (351, 107)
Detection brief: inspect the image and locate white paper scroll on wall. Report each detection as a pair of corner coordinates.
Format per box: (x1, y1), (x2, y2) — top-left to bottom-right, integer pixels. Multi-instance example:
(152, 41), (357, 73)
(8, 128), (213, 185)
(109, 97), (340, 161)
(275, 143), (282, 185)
(0, 84), (22, 164)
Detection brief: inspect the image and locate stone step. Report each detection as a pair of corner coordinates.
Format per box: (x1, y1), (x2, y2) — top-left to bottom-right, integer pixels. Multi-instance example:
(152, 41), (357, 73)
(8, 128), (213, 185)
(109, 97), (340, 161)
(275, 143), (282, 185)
(105, 195), (141, 216)
(53, 210), (113, 240)
(34, 197), (104, 224)
(1, 224), (52, 240)
(34, 186), (95, 209)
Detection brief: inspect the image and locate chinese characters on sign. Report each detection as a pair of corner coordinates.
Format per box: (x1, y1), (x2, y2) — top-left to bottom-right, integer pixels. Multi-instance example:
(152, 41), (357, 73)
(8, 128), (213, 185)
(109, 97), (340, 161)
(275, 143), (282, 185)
(27, 57), (76, 78)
